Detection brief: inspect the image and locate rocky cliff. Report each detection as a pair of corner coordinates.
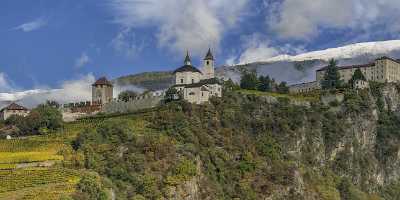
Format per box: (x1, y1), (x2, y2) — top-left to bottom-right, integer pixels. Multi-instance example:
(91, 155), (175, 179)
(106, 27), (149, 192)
(75, 83), (400, 199)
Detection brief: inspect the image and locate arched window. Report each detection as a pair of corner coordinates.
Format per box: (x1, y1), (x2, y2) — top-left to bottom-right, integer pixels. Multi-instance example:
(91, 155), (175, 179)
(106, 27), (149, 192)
(207, 61), (210, 65)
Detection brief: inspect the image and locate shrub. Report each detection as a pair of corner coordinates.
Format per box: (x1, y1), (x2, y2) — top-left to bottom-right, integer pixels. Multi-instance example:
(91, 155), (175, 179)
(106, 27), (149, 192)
(73, 173), (109, 200)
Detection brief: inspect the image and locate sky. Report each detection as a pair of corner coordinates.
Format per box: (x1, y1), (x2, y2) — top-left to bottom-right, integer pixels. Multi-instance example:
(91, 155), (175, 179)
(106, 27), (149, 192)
(1, 0), (400, 106)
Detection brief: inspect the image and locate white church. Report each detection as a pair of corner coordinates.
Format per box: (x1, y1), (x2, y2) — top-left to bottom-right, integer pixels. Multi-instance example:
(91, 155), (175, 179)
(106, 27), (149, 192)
(173, 49), (222, 104)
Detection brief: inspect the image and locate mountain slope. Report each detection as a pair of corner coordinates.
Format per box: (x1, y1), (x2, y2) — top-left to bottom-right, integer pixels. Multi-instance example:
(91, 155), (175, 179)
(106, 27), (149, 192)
(112, 40), (400, 91)
(218, 40), (400, 85)
(266, 40), (400, 63)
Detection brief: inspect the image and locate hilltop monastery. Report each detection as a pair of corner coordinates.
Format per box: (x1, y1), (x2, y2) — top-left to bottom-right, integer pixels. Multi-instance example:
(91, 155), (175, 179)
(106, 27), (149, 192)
(90, 49), (222, 105)
(289, 56), (400, 93)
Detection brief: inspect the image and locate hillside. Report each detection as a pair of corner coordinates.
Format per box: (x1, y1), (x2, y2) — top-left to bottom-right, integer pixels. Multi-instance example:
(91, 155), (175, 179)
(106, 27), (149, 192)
(114, 71), (174, 91)
(1, 84), (400, 199)
(112, 40), (400, 91)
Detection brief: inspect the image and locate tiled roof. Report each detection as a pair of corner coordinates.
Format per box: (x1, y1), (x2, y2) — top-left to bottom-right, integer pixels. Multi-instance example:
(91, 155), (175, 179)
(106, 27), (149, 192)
(317, 56), (400, 72)
(173, 65), (202, 74)
(1, 103), (28, 112)
(92, 77), (113, 86)
(184, 78), (221, 88)
(376, 56), (400, 64)
(317, 63), (375, 72)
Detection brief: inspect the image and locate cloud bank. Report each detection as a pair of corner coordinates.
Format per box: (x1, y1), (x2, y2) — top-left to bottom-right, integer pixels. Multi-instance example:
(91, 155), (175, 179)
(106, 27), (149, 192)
(0, 74), (95, 109)
(268, 0), (400, 40)
(109, 0), (248, 56)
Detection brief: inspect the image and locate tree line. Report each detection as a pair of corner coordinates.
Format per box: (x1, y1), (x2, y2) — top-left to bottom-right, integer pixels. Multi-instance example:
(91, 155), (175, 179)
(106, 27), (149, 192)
(239, 71), (289, 94)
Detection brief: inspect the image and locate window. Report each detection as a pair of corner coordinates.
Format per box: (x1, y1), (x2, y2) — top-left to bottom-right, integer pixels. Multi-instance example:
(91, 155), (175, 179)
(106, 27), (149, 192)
(202, 92), (204, 96)
(181, 79), (184, 84)
(189, 92), (195, 95)
(192, 79), (194, 83)
(207, 61), (210, 65)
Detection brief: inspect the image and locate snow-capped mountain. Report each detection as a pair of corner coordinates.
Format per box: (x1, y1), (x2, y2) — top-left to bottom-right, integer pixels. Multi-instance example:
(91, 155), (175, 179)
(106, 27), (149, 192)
(264, 40), (400, 63)
(218, 40), (400, 85)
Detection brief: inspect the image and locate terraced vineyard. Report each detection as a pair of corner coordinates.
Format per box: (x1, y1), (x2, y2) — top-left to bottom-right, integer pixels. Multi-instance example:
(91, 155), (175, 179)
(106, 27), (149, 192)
(0, 112), (153, 199)
(0, 127), (82, 199)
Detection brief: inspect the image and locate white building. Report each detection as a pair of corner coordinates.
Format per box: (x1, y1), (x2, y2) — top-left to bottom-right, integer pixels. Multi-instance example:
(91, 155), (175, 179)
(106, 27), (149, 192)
(0, 103), (30, 120)
(290, 56), (400, 93)
(173, 49), (222, 104)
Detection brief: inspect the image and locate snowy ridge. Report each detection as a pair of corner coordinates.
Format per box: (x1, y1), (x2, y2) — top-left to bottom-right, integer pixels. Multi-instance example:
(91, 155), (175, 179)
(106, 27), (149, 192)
(264, 40), (400, 63)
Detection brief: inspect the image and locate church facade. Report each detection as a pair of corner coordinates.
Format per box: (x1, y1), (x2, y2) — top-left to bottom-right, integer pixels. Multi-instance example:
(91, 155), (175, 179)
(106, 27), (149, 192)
(173, 49), (222, 104)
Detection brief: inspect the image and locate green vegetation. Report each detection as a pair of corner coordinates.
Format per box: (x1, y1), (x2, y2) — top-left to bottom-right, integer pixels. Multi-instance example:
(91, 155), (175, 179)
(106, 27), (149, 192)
(240, 71), (289, 94)
(118, 90), (139, 102)
(1, 83), (400, 199)
(4, 103), (63, 136)
(321, 59), (343, 90)
(349, 68), (367, 87)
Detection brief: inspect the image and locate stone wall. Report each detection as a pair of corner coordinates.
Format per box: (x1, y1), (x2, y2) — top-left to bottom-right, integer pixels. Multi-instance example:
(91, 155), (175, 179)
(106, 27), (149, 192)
(102, 96), (163, 114)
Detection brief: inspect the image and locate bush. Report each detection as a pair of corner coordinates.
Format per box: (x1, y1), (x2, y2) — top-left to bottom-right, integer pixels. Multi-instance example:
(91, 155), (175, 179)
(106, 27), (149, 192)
(4, 104), (63, 135)
(240, 71), (259, 90)
(118, 90), (139, 102)
(72, 173), (109, 200)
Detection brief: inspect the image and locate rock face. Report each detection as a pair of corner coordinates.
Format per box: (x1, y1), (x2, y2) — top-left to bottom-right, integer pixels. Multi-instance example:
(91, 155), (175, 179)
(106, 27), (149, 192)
(165, 158), (202, 200)
(170, 85), (400, 199)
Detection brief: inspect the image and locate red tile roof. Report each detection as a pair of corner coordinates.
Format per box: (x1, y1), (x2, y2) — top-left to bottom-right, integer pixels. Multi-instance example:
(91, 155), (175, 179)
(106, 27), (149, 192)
(317, 63), (375, 72)
(92, 77), (113, 86)
(1, 103), (28, 111)
(317, 56), (400, 72)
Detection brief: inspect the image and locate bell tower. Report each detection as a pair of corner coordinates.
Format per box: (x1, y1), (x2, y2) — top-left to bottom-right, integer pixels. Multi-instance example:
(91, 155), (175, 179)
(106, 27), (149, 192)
(203, 48), (215, 79)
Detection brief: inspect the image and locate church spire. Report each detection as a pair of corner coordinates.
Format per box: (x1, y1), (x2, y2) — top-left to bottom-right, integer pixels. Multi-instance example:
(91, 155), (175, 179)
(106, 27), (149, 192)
(184, 51), (191, 65)
(204, 48), (214, 60)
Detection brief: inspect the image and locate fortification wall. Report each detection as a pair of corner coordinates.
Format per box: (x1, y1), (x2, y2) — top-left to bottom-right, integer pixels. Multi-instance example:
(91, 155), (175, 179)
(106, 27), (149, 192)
(102, 96), (163, 114)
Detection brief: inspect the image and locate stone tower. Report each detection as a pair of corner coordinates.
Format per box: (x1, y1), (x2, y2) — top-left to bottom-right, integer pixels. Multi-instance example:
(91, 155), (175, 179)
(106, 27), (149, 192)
(203, 48), (215, 79)
(92, 77), (114, 105)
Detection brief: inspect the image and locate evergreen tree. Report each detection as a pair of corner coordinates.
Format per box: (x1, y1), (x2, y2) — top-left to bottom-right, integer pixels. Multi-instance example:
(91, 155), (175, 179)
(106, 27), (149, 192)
(277, 82), (289, 94)
(118, 90), (138, 102)
(321, 59), (342, 90)
(240, 71), (259, 90)
(257, 75), (272, 92)
(349, 68), (366, 87)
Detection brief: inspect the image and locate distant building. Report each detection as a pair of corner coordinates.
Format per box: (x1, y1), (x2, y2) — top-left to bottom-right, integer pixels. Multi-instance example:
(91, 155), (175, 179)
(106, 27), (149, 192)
(92, 77), (114, 105)
(289, 81), (320, 94)
(353, 79), (369, 90)
(289, 56), (400, 93)
(0, 103), (29, 120)
(172, 49), (222, 104)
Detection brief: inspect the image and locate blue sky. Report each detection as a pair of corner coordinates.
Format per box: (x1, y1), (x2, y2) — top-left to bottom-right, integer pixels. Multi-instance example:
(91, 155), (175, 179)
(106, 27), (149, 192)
(1, 0), (400, 92)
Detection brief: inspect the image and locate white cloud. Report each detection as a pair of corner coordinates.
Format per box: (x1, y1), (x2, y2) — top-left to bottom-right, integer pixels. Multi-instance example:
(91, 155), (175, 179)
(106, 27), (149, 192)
(226, 34), (280, 65)
(14, 18), (47, 32)
(0, 74), (95, 108)
(268, 0), (400, 40)
(111, 28), (144, 58)
(75, 52), (91, 68)
(238, 44), (279, 64)
(109, 0), (248, 57)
